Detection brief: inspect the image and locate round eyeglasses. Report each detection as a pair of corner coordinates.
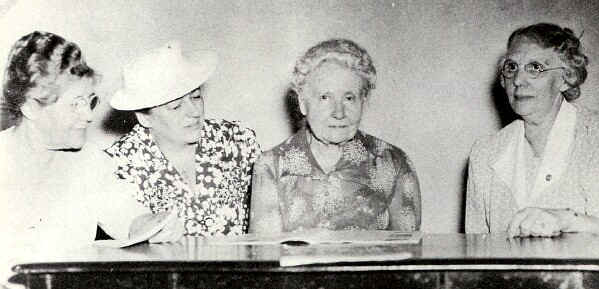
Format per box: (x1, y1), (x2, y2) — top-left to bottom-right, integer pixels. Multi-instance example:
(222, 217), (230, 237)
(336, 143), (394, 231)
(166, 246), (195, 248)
(501, 60), (566, 79)
(72, 93), (99, 112)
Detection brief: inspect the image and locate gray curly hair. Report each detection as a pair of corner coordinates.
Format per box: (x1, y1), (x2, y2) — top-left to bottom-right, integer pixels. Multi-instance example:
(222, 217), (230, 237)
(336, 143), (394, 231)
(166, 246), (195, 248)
(1, 31), (96, 126)
(292, 38), (376, 98)
(506, 23), (589, 101)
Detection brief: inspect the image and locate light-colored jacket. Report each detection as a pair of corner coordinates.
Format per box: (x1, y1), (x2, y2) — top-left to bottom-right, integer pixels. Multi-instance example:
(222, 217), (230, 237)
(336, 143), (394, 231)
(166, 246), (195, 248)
(466, 106), (599, 233)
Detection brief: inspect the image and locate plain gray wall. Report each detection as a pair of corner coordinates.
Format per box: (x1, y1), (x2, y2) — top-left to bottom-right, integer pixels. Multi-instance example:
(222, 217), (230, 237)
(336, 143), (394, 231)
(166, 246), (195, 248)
(1, 0), (598, 233)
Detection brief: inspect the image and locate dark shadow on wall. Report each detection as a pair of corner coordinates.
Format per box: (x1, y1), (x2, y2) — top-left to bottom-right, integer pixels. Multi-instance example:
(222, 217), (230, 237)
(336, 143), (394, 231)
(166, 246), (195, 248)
(491, 75), (519, 127)
(284, 86), (305, 133)
(459, 161), (468, 233)
(101, 108), (138, 135)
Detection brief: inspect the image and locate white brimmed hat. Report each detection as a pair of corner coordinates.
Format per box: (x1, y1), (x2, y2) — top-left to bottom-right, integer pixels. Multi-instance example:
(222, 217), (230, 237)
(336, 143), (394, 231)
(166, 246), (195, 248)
(110, 41), (217, 111)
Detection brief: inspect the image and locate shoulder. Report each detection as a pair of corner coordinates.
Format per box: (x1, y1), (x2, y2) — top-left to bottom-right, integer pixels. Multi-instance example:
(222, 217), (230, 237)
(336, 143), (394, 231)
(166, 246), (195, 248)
(0, 127), (16, 155)
(0, 127), (18, 183)
(203, 118), (261, 162)
(104, 125), (146, 158)
(360, 132), (416, 174)
(572, 106), (599, 158)
(575, 105), (599, 132)
(203, 118), (256, 140)
(266, 130), (304, 157)
(470, 120), (519, 163)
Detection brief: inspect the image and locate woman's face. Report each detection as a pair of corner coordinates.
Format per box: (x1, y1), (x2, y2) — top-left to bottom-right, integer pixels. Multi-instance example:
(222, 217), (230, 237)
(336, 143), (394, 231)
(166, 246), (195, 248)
(37, 76), (97, 150)
(299, 60), (366, 144)
(142, 87), (205, 146)
(502, 39), (569, 121)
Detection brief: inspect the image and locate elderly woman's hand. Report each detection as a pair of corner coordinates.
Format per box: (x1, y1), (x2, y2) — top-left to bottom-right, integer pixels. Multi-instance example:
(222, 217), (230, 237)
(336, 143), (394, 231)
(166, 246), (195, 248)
(507, 207), (571, 238)
(129, 211), (185, 243)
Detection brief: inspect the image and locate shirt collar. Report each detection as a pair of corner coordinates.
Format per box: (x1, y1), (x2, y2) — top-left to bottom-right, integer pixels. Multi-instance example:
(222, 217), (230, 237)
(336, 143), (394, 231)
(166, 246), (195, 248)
(280, 125), (374, 176)
(492, 101), (577, 208)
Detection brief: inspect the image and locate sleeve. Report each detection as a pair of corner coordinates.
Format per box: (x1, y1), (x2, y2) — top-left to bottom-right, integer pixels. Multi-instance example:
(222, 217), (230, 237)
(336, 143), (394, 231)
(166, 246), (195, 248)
(389, 152), (422, 231)
(230, 122), (261, 231)
(248, 152), (283, 234)
(465, 139), (490, 234)
(91, 149), (149, 240)
(237, 124), (261, 179)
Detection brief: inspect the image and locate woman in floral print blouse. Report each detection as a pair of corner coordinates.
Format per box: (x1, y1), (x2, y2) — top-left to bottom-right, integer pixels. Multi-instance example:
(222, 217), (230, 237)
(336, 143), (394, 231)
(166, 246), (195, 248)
(105, 42), (260, 237)
(250, 39), (421, 233)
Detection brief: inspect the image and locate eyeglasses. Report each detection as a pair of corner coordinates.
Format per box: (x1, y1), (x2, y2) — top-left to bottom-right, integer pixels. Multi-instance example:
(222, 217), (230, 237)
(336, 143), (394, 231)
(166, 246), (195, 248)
(501, 60), (566, 79)
(72, 94), (99, 112)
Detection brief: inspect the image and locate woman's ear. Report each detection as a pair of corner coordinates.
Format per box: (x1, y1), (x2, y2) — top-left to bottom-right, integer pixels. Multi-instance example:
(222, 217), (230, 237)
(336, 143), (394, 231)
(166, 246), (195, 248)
(134, 112), (152, 128)
(560, 68), (576, 92)
(20, 99), (42, 120)
(296, 90), (308, 116)
(498, 56), (507, 89)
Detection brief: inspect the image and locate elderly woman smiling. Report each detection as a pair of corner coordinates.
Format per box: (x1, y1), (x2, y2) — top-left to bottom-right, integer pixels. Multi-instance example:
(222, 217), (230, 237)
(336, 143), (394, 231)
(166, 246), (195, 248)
(250, 39), (421, 233)
(0, 32), (182, 287)
(466, 23), (599, 238)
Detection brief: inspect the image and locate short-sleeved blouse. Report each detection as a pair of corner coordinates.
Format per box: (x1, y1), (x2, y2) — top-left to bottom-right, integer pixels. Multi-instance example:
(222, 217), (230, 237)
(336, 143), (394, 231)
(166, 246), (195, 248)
(105, 118), (260, 237)
(251, 127), (420, 232)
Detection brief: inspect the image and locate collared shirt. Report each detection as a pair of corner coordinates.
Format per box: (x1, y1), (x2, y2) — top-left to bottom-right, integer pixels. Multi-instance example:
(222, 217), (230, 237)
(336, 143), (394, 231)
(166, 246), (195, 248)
(492, 101), (577, 209)
(105, 119), (260, 237)
(466, 102), (599, 234)
(250, 127), (421, 233)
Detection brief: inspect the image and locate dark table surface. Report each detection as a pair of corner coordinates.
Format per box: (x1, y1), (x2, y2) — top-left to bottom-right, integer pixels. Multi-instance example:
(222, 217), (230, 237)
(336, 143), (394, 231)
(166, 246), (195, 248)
(12, 232), (599, 274)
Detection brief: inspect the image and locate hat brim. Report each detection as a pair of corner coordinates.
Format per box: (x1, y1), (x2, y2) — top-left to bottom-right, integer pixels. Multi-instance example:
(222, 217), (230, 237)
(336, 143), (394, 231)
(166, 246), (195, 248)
(110, 50), (217, 111)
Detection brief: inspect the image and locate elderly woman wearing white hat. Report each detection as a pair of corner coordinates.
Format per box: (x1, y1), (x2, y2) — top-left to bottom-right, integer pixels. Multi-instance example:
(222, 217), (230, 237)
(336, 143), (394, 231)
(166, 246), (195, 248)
(105, 42), (260, 237)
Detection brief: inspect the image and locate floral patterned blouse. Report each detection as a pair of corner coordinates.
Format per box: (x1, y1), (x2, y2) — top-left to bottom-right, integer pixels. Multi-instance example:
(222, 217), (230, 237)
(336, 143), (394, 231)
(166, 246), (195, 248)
(250, 127), (421, 233)
(105, 119), (260, 237)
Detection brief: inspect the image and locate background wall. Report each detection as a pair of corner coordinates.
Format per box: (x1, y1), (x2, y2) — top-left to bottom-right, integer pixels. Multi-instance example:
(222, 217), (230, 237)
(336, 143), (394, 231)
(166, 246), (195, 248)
(1, 0), (598, 233)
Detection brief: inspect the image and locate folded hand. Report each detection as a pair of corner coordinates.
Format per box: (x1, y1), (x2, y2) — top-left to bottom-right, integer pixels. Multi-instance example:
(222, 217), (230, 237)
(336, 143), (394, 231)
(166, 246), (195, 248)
(507, 207), (566, 238)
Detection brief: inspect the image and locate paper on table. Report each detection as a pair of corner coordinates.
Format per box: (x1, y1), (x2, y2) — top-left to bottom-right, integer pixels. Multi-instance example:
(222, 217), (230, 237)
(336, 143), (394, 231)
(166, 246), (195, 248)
(280, 244), (414, 267)
(93, 209), (178, 248)
(202, 230), (422, 246)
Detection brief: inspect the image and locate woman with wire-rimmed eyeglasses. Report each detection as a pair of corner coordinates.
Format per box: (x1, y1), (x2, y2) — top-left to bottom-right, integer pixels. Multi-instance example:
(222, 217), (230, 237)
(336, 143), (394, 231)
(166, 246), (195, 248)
(465, 23), (599, 238)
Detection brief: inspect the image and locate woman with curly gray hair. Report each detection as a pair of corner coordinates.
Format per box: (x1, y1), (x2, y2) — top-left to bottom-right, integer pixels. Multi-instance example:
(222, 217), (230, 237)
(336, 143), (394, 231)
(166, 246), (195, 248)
(466, 23), (599, 238)
(250, 39), (421, 233)
(0, 32), (181, 287)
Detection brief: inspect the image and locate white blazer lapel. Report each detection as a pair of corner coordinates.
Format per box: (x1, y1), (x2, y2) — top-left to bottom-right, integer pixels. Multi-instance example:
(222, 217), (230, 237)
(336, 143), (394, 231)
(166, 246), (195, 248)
(530, 101), (577, 201)
(491, 120), (527, 208)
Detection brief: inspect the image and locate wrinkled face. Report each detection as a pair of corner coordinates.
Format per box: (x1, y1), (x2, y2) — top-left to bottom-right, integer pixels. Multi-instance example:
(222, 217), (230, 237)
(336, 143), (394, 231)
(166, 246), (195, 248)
(502, 39), (568, 121)
(142, 87), (205, 146)
(37, 76), (97, 150)
(299, 60), (366, 144)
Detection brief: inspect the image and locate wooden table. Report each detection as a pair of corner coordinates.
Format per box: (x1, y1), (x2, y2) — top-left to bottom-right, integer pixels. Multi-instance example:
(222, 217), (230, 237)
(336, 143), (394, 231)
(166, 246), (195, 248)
(9, 233), (599, 288)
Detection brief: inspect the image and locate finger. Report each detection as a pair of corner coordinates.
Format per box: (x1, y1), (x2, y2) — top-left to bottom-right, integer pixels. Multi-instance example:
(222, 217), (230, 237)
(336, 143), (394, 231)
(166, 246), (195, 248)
(163, 221), (184, 243)
(519, 214), (539, 237)
(529, 222), (548, 237)
(527, 210), (558, 237)
(149, 229), (172, 243)
(508, 209), (530, 237)
(148, 231), (165, 243)
(149, 224), (183, 243)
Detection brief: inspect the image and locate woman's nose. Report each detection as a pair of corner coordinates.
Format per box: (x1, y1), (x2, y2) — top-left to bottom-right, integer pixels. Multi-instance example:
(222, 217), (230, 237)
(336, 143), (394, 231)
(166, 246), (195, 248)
(82, 105), (94, 122)
(331, 100), (346, 119)
(512, 68), (528, 87)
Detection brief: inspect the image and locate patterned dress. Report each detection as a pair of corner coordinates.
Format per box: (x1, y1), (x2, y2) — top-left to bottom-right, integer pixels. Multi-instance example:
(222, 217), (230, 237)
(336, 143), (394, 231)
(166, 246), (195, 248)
(105, 119), (260, 237)
(250, 127), (421, 233)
